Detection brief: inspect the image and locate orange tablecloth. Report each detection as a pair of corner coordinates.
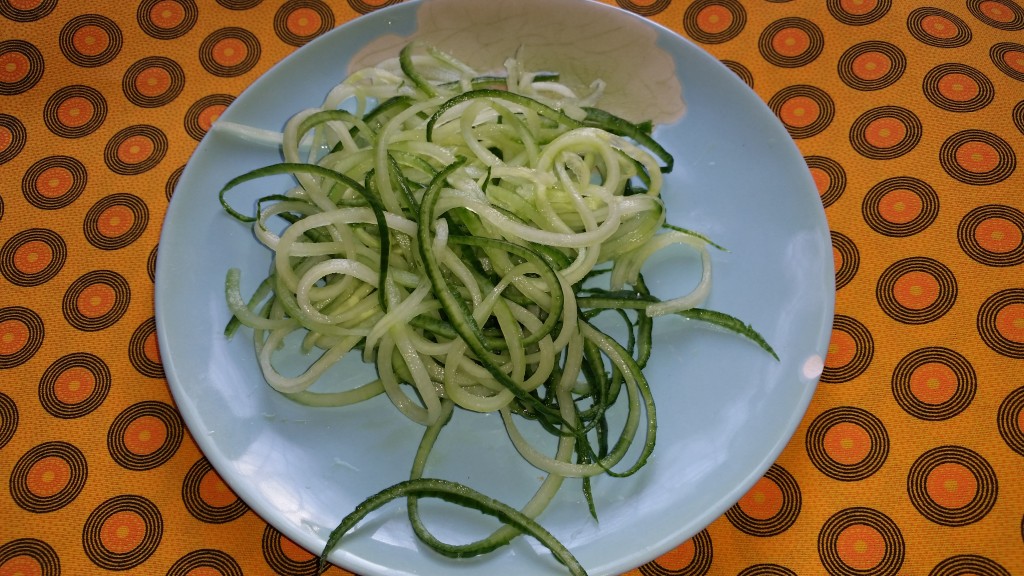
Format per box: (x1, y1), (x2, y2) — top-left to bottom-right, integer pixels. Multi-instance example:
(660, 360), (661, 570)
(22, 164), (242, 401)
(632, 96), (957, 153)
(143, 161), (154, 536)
(2, 0), (1023, 574)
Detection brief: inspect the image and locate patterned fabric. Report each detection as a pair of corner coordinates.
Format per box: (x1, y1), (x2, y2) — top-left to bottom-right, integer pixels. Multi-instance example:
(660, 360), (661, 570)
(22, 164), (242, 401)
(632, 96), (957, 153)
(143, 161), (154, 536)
(1, 0), (1022, 574)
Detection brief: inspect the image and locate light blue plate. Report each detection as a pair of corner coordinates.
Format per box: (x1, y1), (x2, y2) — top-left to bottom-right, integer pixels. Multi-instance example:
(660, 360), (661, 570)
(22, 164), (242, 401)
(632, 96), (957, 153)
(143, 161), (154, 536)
(155, 1), (834, 574)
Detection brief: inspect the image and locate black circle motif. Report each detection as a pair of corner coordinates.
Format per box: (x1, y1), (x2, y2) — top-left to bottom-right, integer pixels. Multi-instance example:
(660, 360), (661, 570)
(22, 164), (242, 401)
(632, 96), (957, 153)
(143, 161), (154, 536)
(892, 347), (976, 421)
(738, 565), (797, 576)
(0, 539), (60, 576)
(682, 0), (747, 45)
(876, 257), (957, 324)
(38, 353), (112, 419)
(166, 164), (185, 200)
(837, 41), (906, 91)
(59, 14), (124, 67)
(107, 401), (183, 471)
(122, 56), (186, 108)
(958, 204), (1024, 267)
(977, 289), (1024, 359)
(0, 0), (58, 21)
(827, 0), (892, 26)
(997, 386), (1024, 456)
(923, 63), (995, 113)
(147, 244), (158, 282)
(0, 306), (44, 369)
(0, 113), (27, 164)
(0, 228), (67, 287)
(616, 0), (672, 16)
(129, 317), (164, 378)
(182, 458), (249, 523)
(262, 525), (320, 576)
(199, 27), (261, 77)
(0, 392), (17, 449)
(806, 406), (889, 481)
(831, 231), (859, 290)
(758, 18), (824, 68)
(849, 106), (923, 160)
(768, 85), (835, 139)
(1015, 100), (1024, 135)
(805, 156), (846, 208)
(862, 177), (939, 237)
(821, 315), (874, 384)
(43, 84), (108, 138)
(721, 60), (754, 88)
(274, 0), (335, 47)
(137, 0), (199, 40)
(61, 270), (131, 332)
(819, 507), (905, 576)
(10, 441), (88, 513)
(906, 8), (973, 48)
(637, 529), (713, 575)
(990, 42), (1024, 82)
(103, 125), (169, 176)
(939, 129), (1017, 186)
(184, 94), (234, 140)
(907, 445), (998, 526)
(21, 155), (88, 210)
(347, 0), (402, 15)
(82, 495), (163, 570)
(725, 464), (801, 536)
(967, 0), (1024, 31)
(83, 193), (150, 250)
(167, 549), (244, 576)
(0, 40), (45, 95)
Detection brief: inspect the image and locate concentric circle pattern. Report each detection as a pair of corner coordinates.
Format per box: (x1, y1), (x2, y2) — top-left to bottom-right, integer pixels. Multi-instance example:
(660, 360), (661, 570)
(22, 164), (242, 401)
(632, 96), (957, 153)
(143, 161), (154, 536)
(907, 445), (998, 526)
(892, 347), (976, 421)
(876, 257), (957, 324)
(3, 2), (1024, 574)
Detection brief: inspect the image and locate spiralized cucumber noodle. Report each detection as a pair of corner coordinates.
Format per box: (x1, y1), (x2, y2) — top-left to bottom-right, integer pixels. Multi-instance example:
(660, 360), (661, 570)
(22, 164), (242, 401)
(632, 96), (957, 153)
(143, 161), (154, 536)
(219, 42), (775, 575)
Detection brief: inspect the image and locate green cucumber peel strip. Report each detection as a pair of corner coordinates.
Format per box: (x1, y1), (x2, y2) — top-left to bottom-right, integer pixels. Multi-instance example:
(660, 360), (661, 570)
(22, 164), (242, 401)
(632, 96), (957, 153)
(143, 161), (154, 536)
(318, 477), (587, 576)
(219, 162), (392, 312)
(426, 89), (583, 141)
(581, 107), (673, 173)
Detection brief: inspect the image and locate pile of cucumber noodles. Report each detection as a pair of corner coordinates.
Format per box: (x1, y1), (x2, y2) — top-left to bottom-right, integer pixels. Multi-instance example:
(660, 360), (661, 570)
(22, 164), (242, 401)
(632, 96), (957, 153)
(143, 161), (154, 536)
(218, 43), (775, 575)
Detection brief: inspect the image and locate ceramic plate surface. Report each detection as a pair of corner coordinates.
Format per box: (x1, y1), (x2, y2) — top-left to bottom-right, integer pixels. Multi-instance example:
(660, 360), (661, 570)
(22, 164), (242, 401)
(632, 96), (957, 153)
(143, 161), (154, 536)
(155, 1), (835, 574)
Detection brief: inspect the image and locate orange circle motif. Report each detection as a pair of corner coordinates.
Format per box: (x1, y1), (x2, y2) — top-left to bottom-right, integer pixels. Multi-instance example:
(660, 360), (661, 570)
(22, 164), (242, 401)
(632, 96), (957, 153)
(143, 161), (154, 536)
(134, 67), (171, 97)
(123, 415), (168, 456)
(835, 523), (886, 571)
(697, 5), (733, 34)
(955, 140), (1000, 173)
(26, 456), (71, 498)
(9, 0), (43, 8)
(197, 104), (226, 132)
(144, 332), (161, 364)
(56, 96), (94, 128)
(72, 25), (109, 56)
(0, 319), (29, 355)
(287, 7), (321, 35)
(995, 303), (1024, 343)
(150, 0), (185, 28)
(938, 73), (980, 101)
(35, 166), (73, 198)
(980, 0), (1016, 22)
(851, 52), (891, 80)
(926, 462), (978, 509)
(772, 27), (810, 57)
(893, 270), (940, 310)
(117, 135), (154, 165)
(779, 96), (819, 128)
(212, 38), (247, 67)
(810, 167), (830, 195)
(921, 14), (959, 38)
(974, 217), (1022, 253)
(737, 476), (784, 520)
(54, 366), (96, 405)
(840, 0), (877, 16)
(76, 283), (116, 318)
(823, 421), (872, 465)
(0, 556), (44, 576)
(198, 469), (236, 508)
(864, 117), (906, 149)
(1001, 49), (1024, 73)
(100, 511), (146, 554)
(826, 329), (857, 369)
(0, 50), (29, 83)
(908, 362), (958, 405)
(13, 241), (52, 275)
(279, 537), (314, 563)
(97, 205), (134, 237)
(877, 189), (923, 225)
(0, 126), (11, 151)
